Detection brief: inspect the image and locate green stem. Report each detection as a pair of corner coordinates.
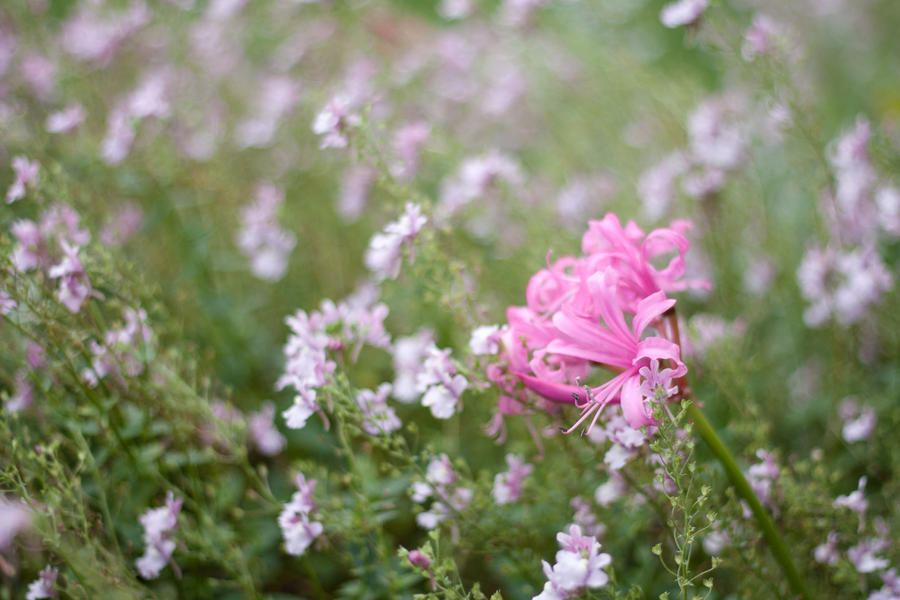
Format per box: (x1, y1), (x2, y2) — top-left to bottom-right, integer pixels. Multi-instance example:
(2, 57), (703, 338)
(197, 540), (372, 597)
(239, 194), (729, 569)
(686, 402), (810, 600)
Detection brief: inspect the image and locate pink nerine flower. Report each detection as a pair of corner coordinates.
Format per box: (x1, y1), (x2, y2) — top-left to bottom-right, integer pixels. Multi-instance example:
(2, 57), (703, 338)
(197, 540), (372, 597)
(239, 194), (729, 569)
(136, 492), (182, 579)
(493, 214), (699, 434)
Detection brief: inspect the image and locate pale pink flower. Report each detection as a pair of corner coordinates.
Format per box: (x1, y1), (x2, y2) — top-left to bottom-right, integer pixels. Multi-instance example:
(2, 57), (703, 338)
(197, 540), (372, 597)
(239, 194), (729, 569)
(469, 325), (503, 355)
(594, 473), (626, 507)
(534, 525), (612, 600)
(392, 329), (435, 403)
(312, 94), (360, 149)
(46, 104), (86, 134)
(492, 454), (533, 505)
(849, 538), (890, 573)
(638, 153), (688, 220)
(249, 402), (287, 456)
(100, 202), (143, 247)
(412, 454), (472, 530)
(6, 156), (39, 204)
(438, 0), (472, 19)
(364, 203), (427, 281)
(25, 565), (58, 600)
(279, 473), (323, 556)
(840, 398), (876, 443)
(5, 370), (34, 412)
(356, 383), (401, 435)
(391, 122), (430, 180)
(742, 14), (783, 61)
(417, 345), (468, 419)
(48, 242), (91, 313)
(0, 499), (31, 551)
(660, 0), (707, 28)
(236, 184), (296, 282)
(337, 166), (374, 222)
(136, 492), (182, 579)
(834, 476), (868, 531)
(570, 497), (605, 539)
(813, 531), (839, 565)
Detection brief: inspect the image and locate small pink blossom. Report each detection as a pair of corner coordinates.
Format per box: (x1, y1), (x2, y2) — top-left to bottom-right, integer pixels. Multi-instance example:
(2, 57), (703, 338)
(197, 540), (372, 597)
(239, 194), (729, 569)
(337, 166), (374, 222)
(849, 537), (890, 574)
(249, 401), (287, 456)
(0, 499), (31, 551)
(356, 383), (402, 435)
(534, 525), (612, 600)
(365, 202), (427, 281)
(813, 531), (839, 565)
(840, 398), (876, 442)
(136, 492), (182, 579)
(46, 104), (86, 134)
(278, 473), (323, 556)
(416, 345), (468, 419)
(412, 454), (472, 530)
(492, 454), (533, 505)
(25, 565), (58, 600)
(469, 324), (503, 355)
(6, 156), (39, 204)
(660, 0), (707, 28)
(48, 242), (92, 313)
(236, 184), (297, 282)
(312, 94), (361, 149)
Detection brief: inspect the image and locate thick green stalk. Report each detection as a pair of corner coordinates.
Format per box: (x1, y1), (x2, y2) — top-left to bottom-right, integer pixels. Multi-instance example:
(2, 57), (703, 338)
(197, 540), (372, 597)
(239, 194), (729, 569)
(686, 402), (811, 600)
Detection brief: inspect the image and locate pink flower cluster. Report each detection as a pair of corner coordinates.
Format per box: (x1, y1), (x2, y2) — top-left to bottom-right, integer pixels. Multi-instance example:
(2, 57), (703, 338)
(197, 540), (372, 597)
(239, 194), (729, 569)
(236, 184), (297, 282)
(492, 453), (533, 505)
(136, 492), (182, 579)
(492, 214), (706, 435)
(364, 202), (427, 281)
(798, 117), (896, 328)
(83, 308), (154, 386)
(25, 565), (58, 600)
(533, 524), (612, 600)
(278, 473), (323, 556)
(278, 285), (391, 430)
(355, 383), (402, 435)
(411, 454), (473, 530)
(10, 203), (94, 313)
(6, 156), (39, 203)
(0, 499), (31, 551)
(416, 344), (468, 419)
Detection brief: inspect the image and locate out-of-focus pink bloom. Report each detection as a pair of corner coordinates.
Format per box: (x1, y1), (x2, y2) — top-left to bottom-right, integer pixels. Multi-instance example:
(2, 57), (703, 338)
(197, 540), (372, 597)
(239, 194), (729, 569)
(492, 454), (533, 505)
(638, 153), (688, 220)
(840, 397), (876, 442)
(743, 255), (776, 296)
(46, 104), (86, 134)
(101, 202), (143, 247)
(687, 94), (747, 171)
(236, 184), (296, 281)
(556, 174), (617, 230)
(249, 401), (287, 456)
(870, 570), (900, 600)
(312, 94), (360, 149)
(391, 122), (430, 180)
(235, 76), (301, 148)
(25, 565), (58, 600)
(594, 473), (625, 507)
(534, 524), (612, 600)
(834, 476), (868, 531)
(876, 185), (900, 237)
(7, 156), (39, 204)
(416, 345), (468, 419)
(26, 342), (45, 369)
(500, 0), (548, 28)
(60, 0), (149, 65)
(660, 0), (707, 28)
(797, 244), (892, 327)
(48, 242), (92, 313)
(412, 454), (472, 530)
(438, 151), (522, 219)
(356, 383), (402, 435)
(849, 537), (890, 574)
(0, 499), (31, 551)
(279, 473), (323, 556)
(337, 166), (374, 222)
(469, 325), (503, 356)
(0, 289), (16, 314)
(742, 14), (782, 61)
(365, 202), (427, 281)
(570, 496), (605, 539)
(438, 0), (472, 19)
(407, 549), (431, 569)
(392, 329), (435, 403)
(20, 53), (56, 101)
(703, 524), (730, 556)
(745, 450), (779, 514)
(136, 492), (182, 579)
(5, 370), (34, 412)
(813, 531), (839, 565)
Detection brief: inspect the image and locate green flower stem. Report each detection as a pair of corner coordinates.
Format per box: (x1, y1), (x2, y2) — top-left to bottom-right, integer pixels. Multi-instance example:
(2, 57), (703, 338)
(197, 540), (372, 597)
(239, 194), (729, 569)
(686, 402), (811, 600)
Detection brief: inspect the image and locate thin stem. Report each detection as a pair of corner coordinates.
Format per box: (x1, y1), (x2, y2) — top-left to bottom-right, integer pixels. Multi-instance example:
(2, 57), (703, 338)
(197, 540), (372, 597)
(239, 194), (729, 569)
(685, 402), (810, 600)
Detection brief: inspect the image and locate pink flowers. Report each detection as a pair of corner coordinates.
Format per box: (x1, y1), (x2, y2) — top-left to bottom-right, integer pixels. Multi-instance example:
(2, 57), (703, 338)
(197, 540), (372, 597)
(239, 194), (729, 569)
(136, 492), (182, 579)
(236, 184), (297, 282)
(6, 156), (39, 203)
(492, 453), (533, 505)
(534, 525), (612, 600)
(278, 473), (323, 556)
(493, 214), (704, 434)
(364, 202), (427, 281)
